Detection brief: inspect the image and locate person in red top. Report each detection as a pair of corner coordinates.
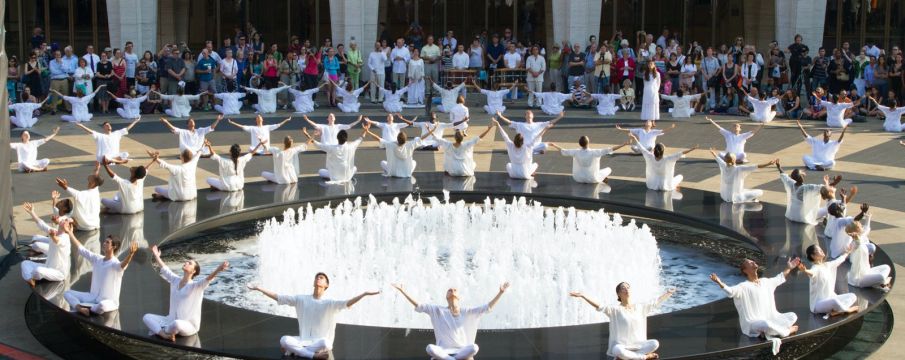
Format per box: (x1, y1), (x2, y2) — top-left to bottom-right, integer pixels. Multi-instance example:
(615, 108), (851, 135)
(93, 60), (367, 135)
(303, 48), (321, 94)
(262, 53), (279, 89)
(614, 48), (636, 85)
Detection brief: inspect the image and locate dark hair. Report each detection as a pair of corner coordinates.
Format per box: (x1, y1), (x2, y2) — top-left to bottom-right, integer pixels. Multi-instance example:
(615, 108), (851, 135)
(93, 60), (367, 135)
(653, 143), (665, 159)
(56, 198), (73, 216)
(89, 174), (105, 187)
(133, 166), (147, 180)
(108, 235), (123, 252)
(806, 244), (820, 262)
(396, 132), (407, 145)
(790, 169), (803, 186)
(337, 130), (349, 144)
(513, 133), (525, 148)
(190, 260), (201, 279)
(828, 202), (845, 218)
(578, 136), (589, 148)
(315, 272), (330, 287)
(230, 144), (242, 172)
(616, 282), (628, 302)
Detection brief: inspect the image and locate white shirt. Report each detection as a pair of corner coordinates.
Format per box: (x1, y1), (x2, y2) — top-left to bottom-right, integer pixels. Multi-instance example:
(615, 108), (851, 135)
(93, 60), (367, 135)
(638, 148), (684, 191)
(375, 122), (409, 142)
(246, 86), (291, 113)
(241, 124), (281, 151)
(719, 129), (754, 156)
(877, 105), (905, 132)
(629, 128), (664, 151)
(503, 52), (522, 69)
(525, 55), (546, 79)
(820, 101), (854, 128)
(561, 148), (614, 183)
(591, 94), (622, 116)
(10, 139), (46, 170)
(82, 53), (100, 72)
(9, 102), (43, 127)
(535, 92), (572, 115)
(288, 88), (320, 114)
(44, 228), (72, 275)
(159, 266), (212, 331)
(715, 157), (758, 203)
(367, 50), (388, 72)
(416, 303), (489, 351)
(438, 137), (480, 176)
(267, 145), (307, 184)
(67, 187), (101, 230)
(779, 174), (823, 225)
(277, 294), (347, 350)
(449, 104), (470, 130)
(509, 121), (550, 145)
(336, 86), (367, 106)
(211, 152), (254, 190)
(806, 136), (842, 164)
(600, 302), (658, 358)
(314, 123), (352, 145)
(78, 245), (126, 306)
(480, 89), (509, 109)
(124, 52), (138, 77)
(219, 58), (238, 78)
(316, 138), (363, 183)
(380, 138), (422, 177)
(452, 52), (470, 69)
(390, 46), (411, 74)
(214, 92), (246, 115)
(433, 83), (466, 112)
(500, 130), (541, 178)
(112, 175), (145, 214)
(158, 153), (202, 201)
(91, 129), (129, 161)
(661, 94), (701, 118)
(159, 94), (202, 118)
(746, 96), (780, 122)
(414, 122), (453, 148)
(174, 127), (214, 153)
(808, 255), (848, 313)
(114, 95), (147, 119)
(63, 93), (99, 121)
(723, 274), (797, 337)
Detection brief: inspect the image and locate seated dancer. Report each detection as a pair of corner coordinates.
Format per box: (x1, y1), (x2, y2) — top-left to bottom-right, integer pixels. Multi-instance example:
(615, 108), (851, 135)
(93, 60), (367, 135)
(796, 120), (846, 171)
(661, 89), (702, 118)
(776, 162), (828, 225)
(550, 137), (628, 184)
(304, 123), (369, 184)
(590, 92), (623, 116)
(213, 90), (247, 115)
(55, 163), (103, 231)
(75, 118), (141, 164)
(630, 134), (697, 191)
(24, 191), (73, 254)
(289, 82), (326, 114)
(710, 149), (776, 203)
(799, 243), (860, 317)
(437, 122), (496, 177)
(100, 157), (148, 214)
(391, 282), (510, 360)
(20, 203), (72, 287)
(243, 82), (291, 114)
(63, 227), (139, 316)
(206, 140), (260, 191)
(449, 96), (471, 135)
(364, 122), (436, 178)
(247, 274), (379, 359)
(411, 113), (456, 149)
(154, 83), (202, 118)
(817, 176), (851, 223)
(868, 97), (905, 132)
(826, 202), (872, 259)
(531, 83), (575, 115)
(570, 284), (676, 360)
(817, 94), (854, 128)
(497, 110), (564, 154)
(52, 84), (105, 122)
(303, 114), (363, 145)
(365, 114), (413, 149)
(615, 121), (676, 154)
(332, 80), (368, 113)
(430, 78), (467, 113)
(161, 115), (221, 157)
(9, 97), (48, 128)
(261, 135), (307, 185)
(229, 115), (293, 154)
(147, 146), (203, 202)
(710, 257), (800, 353)
(845, 220), (892, 290)
(10, 127), (58, 172)
(471, 78), (517, 114)
(144, 245), (228, 341)
(109, 90), (147, 119)
(375, 81), (408, 113)
(495, 120), (552, 180)
(706, 117), (763, 163)
(740, 87), (779, 123)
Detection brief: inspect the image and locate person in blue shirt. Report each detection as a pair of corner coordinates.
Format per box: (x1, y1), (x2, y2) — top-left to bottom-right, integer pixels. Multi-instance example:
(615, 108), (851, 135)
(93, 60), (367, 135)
(486, 34), (506, 75)
(48, 50), (71, 114)
(196, 49), (219, 110)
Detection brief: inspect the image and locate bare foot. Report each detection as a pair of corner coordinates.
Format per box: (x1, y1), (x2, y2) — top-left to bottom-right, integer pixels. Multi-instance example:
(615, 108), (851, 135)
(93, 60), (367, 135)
(848, 305), (860, 314)
(313, 350), (330, 360)
(789, 324), (799, 335)
(26, 279), (36, 288)
(157, 330), (176, 342)
(77, 306), (91, 317)
(646, 353), (660, 359)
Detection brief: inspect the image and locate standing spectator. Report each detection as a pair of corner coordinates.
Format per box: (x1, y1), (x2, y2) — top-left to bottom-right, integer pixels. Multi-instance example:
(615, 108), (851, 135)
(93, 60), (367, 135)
(680, 58), (697, 90)
(279, 51), (300, 108)
(269, 44), (284, 64)
(547, 44), (563, 92)
(95, 52), (113, 113)
(30, 27), (44, 50)
(614, 48), (636, 94)
(390, 38), (411, 89)
(23, 52), (43, 100)
(303, 47), (321, 94)
(234, 50), (247, 89)
(236, 36), (253, 58)
(502, 28), (516, 46)
(767, 47), (785, 92)
(124, 42), (138, 88)
(251, 33), (265, 57)
(701, 47), (721, 107)
(788, 34), (809, 93)
(442, 30), (458, 50)
(504, 43), (523, 99)
(595, 43), (612, 93)
(452, 44), (469, 70)
(407, 49), (426, 106)
(336, 44), (348, 83)
(181, 51), (197, 97)
(888, 53), (902, 99)
(853, 47), (870, 96)
(486, 34), (505, 75)
(346, 41), (363, 88)
(468, 37), (484, 71)
(567, 44), (585, 85)
(262, 53), (280, 89)
(83, 45), (100, 75)
(368, 41), (386, 102)
(665, 53), (681, 92)
(422, 35), (441, 83)
(526, 46), (546, 107)
(7, 57), (20, 103)
(584, 43), (598, 93)
(873, 56), (890, 97)
(382, 40), (393, 88)
(288, 36), (302, 56)
(740, 52), (759, 92)
(323, 47), (341, 107)
(656, 28), (669, 49)
(220, 49), (239, 92)
(62, 46), (79, 80)
(73, 58), (94, 97)
(196, 49), (217, 109)
(165, 48), (186, 95)
(811, 48), (829, 94)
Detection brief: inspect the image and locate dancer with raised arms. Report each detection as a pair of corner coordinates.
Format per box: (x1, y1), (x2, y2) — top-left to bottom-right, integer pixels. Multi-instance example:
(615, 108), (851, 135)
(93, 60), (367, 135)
(20, 203), (72, 287)
(261, 135), (307, 185)
(213, 90), (247, 115)
(776, 162), (829, 225)
(160, 115), (221, 157)
(710, 149), (776, 203)
(100, 157), (148, 214)
(75, 118), (141, 164)
(845, 220), (892, 290)
(205, 140), (261, 191)
(364, 121), (437, 178)
(289, 82), (326, 114)
(109, 90), (147, 119)
(52, 84), (105, 122)
(826, 202), (871, 259)
(304, 122), (370, 183)
(817, 94), (854, 128)
(497, 110), (564, 154)
(495, 120), (553, 179)
(740, 87), (780, 123)
(798, 243), (860, 317)
(640, 61), (661, 123)
(430, 79), (467, 113)
(63, 225), (139, 316)
(630, 134), (697, 191)
(531, 83), (574, 115)
(796, 120), (846, 171)
(550, 137), (629, 184)
(365, 114), (413, 148)
(411, 112), (459, 149)
(706, 117), (763, 163)
(471, 78), (517, 114)
(243, 82), (291, 114)
(661, 89), (702, 118)
(154, 84), (202, 118)
(229, 115), (293, 154)
(868, 97), (905, 132)
(303, 114), (363, 145)
(589, 91), (623, 116)
(437, 121), (496, 177)
(374, 81), (408, 113)
(147, 146), (203, 202)
(55, 162), (103, 231)
(9, 97), (48, 128)
(10, 128), (58, 172)
(615, 121), (676, 154)
(332, 80), (368, 113)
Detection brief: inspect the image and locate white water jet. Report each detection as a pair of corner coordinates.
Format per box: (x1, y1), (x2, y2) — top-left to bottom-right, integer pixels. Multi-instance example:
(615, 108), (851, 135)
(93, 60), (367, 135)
(255, 192), (663, 329)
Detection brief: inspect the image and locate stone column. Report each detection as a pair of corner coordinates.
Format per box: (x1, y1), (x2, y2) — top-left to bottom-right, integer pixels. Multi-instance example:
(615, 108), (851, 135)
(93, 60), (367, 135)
(548, 0), (603, 49)
(774, 0), (826, 54)
(107, 0), (159, 52)
(330, 0), (380, 82)
(0, 3), (13, 255)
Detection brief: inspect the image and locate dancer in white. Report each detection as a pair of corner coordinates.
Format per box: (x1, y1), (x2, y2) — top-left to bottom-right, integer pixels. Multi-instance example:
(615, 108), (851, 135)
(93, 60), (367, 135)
(366, 114), (413, 148)
(590, 92), (623, 116)
(261, 136), (307, 185)
(154, 84), (202, 118)
(410, 113), (458, 149)
(55, 163), (103, 231)
(437, 122), (496, 176)
(392, 282), (510, 360)
(213, 91), (247, 115)
(710, 258), (800, 350)
(289, 83), (326, 114)
(206, 140), (260, 191)
(100, 158), (148, 214)
(20, 203), (72, 287)
(471, 79), (517, 114)
(10, 128), (58, 172)
(497, 110), (564, 154)
(630, 135), (697, 191)
(740, 88), (780, 123)
(776, 162), (829, 225)
(375, 81), (408, 113)
(244, 83), (291, 114)
(531, 83), (574, 115)
(640, 62), (661, 122)
(332, 80), (368, 113)
(144, 245), (228, 341)
(161, 115), (222, 156)
(229, 115), (293, 154)
(798, 243), (860, 316)
(706, 117), (763, 163)
(109, 91), (147, 119)
(661, 89), (702, 118)
(796, 120), (846, 171)
(63, 227), (139, 316)
(550, 138), (629, 183)
(615, 121), (676, 154)
(23, 191), (73, 255)
(710, 149), (776, 203)
(495, 120), (552, 179)
(869, 97), (905, 132)
(75, 119), (140, 164)
(52, 85), (105, 123)
(845, 220), (892, 290)
(304, 123), (369, 183)
(406, 51), (426, 106)
(247, 273), (379, 359)
(826, 202), (872, 259)
(817, 94), (854, 128)
(148, 147), (203, 202)
(364, 123), (436, 178)
(9, 98), (48, 128)
(303, 114), (363, 145)
(449, 96), (471, 134)
(570, 284), (676, 360)
(430, 79), (467, 113)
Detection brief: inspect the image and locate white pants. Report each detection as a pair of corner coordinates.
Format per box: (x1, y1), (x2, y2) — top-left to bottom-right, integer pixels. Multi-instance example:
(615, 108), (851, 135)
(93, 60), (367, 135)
(483, 105), (506, 114)
(527, 77), (543, 107)
(750, 313), (797, 338)
(850, 264), (892, 288)
(812, 293), (857, 314)
(803, 156), (835, 170)
(630, 145), (652, 154)
(533, 142), (547, 154)
(164, 109), (190, 118)
(252, 104), (276, 114)
(719, 151), (747, 163)
(506, 162), (539, 180)
(11, 115), (38, 128)
(752, 111), (777, 123)
(370, 73), (386, 101)
(613, 339), (660, 360)
(61, 114), (93, 122)
(732, 189), (764, 203)
(20, 260), (65, 282)
(280, 336), (326, 358)
(153, 186), (175, 200)
(393, 73), (407, 89)
(426, 344), (479, 360)
(206, 177), (238, 191)
(64, 290), (119, 314)
(142, 313), (199, 336)
(338, 102), (360, 113)
(213, 104), (240, 115)
(116, 108), (141, 119)
(18, 159), (50, 172)
(30, 235), (50, 253)
(99, 151), (130, 163)
(408, 79), (425, 105)
(261, 171), (298, 185)
(318, 167), (357, 181)
(380, 160), (417, 178)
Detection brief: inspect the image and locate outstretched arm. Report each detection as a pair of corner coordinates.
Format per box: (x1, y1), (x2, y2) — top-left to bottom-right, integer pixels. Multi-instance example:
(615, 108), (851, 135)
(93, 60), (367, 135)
(391, 283), (419, 308)
(487, 282), (510, 309)
(120, 241), (139, 270)
(205, 261), (230, 283)
(660, 123), (678, 133)
(101, 158), (117, 178)
(681, 144), (699, 155)
(614, 124), (631, 133)
(549, 111), (566, 126)
(569, 291), (602, 310)
(277, 117), (293, 127)
(44, 127), (61, 142)
(782, 257), (801, 278)
(705, 116), (724, 130)
(548, 143), (563, 151)
(395, 113), (416, 125)
(227, 119), (244, 129)
(302, 115), (318, 127)
(479, 121), (496, 139)
(159, 117), (178, 132)
(210, 114), (223, 129)
(757, 158), (778, 168)
(348, 115), (364, 128)
(125, 117), (141, 131)
(751, 123), (766, 137)
(495, 111), (513, 125)
(246, 283), (279, 301)
(838, 125), (849, 142)
(345, 290), (381, 308)
(655, 288), (677, 306)
(149, 245), (167, 269)
(795, 120), (809, 139)
(74, 122), (94, 134)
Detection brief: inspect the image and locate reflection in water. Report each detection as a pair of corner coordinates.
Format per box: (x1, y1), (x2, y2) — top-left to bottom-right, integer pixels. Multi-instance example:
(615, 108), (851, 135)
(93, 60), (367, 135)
(173, 334), (201, 348)
(719, 202), (762, 239)
(645, 189), (683, 211)
(569, 182), (612, 199)
(261, 183), (299, 203)
(206, 190), (246, 214)
(87, 309), (122, 330)
(34, 280), (69, 308)
(443, 175), (476, 192)
(784, 220), (816, 259)
(155, 200), (198, 232)
(70, 230), (100, 284)
(507, 178), (538, 193)
(383, 176), (416, 193)
(317, 180), (355, 197)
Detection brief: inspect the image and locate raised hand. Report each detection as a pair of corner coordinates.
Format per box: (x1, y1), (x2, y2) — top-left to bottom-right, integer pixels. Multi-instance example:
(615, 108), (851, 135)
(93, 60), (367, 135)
(217, 261), (230, 272)
(150, 245), (161, 258)
(246, 283), (259, 291)
(500, 282), (511, 292)
(129, 241), (139, 254)
(709, 273), (721, 284)
(55, 177), (68, 189)
(23, 202), (33, 213)
(860, 203), (870, 213)
(391, 283), (404, 291)
(787, 257), (801, 270)
(364, 290), (381, 296)
(569, 291), (584, 298)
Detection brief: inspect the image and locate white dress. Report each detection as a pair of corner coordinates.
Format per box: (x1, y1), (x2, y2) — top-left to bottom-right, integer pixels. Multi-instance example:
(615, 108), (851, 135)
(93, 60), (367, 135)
(718, 128), (754, 162)
(600, 303), (661, 360)
(10, 139), (49, 171)
(591, 94), (623, 116)
(155, 153), (202, 201)
(662, 94), (701, 118)
(821, 101), (854, 128)
(535, 92), (572, 115)
(877, 105), (905, 132)
(316, 138), (362, 183)
(413, 122), (453, 148)
(715, 157), (762, 203)
(160, 94), (202, 118)
(63, 245), (127, 314)
(779, 174), (823, 224)
(638, 147), (684, 191)
(380, 138), (422, 178)
(114, 95), (147, 119)
(640, 73), (661, 121)
(246, 86), (290, 114)
(61, 93), (99, 122)
(509, 121), (550, 153)
(213, 92), (246, 115)
(561, 148), (614, 183)
(416, 303), (487, 359)
(479, 88), (510, 114)
(380, 86), (408, 113)
(500, 130), (541, 179)
(746, 96), (780, 123)
(142, 267), (213, 336)
(803, 136), (841, 170)
(336, 85), (367, 113)
(406, 59), (425, 105)
(207, 152), (254, 191)
(807, 255), (857, 314)
(433, 83), (466, 113)
(262, 145), (307, 185)
(629, 128), (664, 154)
(9, 102), (44, 128)
(288, 87), (320, 113)
(276, 294), (348, 357)
(438, 138), (480, 176)
(240, 124), (282, 154)
(723, 273), (798, 338)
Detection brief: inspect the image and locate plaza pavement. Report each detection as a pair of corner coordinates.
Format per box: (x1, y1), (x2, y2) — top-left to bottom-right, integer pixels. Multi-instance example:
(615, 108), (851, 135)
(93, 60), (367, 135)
(5, 97), (905, 359)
